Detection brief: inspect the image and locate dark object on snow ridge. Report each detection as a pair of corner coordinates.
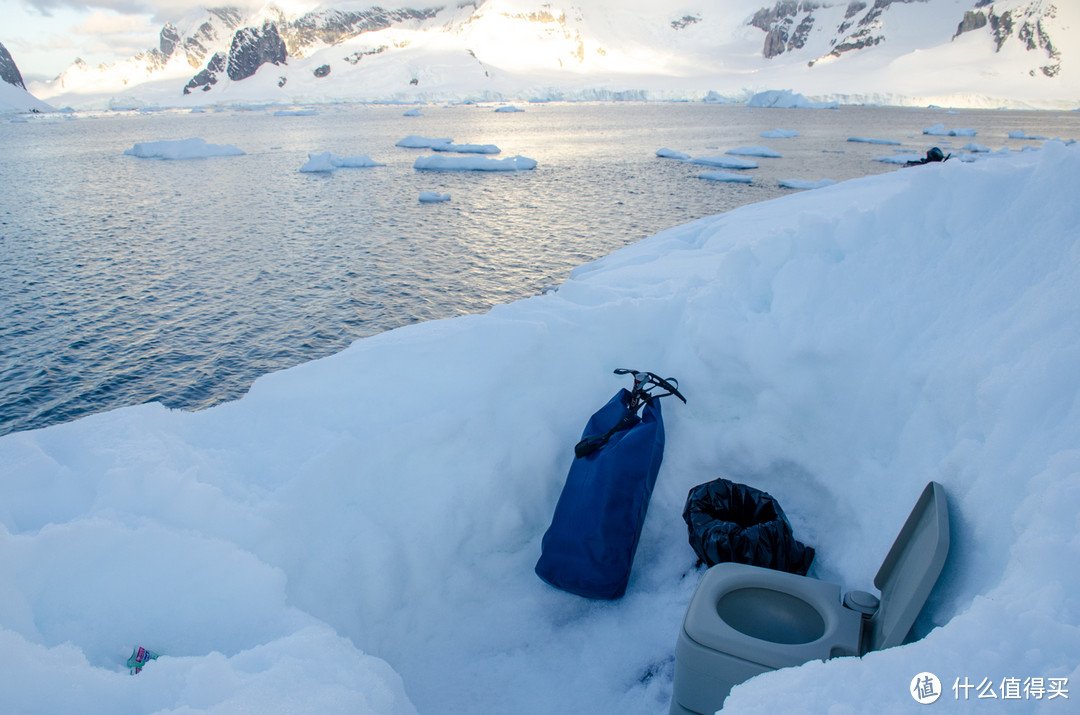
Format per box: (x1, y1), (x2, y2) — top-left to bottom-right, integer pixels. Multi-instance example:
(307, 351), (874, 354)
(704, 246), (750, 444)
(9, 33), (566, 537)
(682, 477), (815, 575)
(905, 146), (951, 166)
(536, 369), (685, 600)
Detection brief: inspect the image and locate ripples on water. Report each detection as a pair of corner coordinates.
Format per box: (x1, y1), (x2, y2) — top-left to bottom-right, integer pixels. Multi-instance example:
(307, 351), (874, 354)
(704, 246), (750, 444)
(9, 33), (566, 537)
(1, 102), (1076, 435)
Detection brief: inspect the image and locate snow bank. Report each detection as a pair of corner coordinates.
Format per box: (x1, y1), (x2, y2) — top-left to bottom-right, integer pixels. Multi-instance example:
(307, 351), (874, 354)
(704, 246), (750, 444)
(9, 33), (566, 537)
(123, 138), (245, 160)
(687, 155), (758, 170)
(698, 171), (752, 184)
(726, 146), (782, 158)
(656, 148), (690, 160)
(747, 90), (838, 109)
(300, 152), (385, 172)
(413, 154), (537, 171)
(760, 129), (798, 139)
(3, 142), (1079, 715)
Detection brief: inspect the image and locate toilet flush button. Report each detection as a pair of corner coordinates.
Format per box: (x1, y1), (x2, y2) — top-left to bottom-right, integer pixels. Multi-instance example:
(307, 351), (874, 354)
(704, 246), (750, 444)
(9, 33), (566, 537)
(843, 590), (880, 616)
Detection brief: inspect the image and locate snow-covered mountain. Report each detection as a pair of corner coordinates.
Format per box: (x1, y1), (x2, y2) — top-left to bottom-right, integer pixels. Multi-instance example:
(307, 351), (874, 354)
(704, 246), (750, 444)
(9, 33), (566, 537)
(27, 0), (1080, 110)
(1, 41), (53, 113)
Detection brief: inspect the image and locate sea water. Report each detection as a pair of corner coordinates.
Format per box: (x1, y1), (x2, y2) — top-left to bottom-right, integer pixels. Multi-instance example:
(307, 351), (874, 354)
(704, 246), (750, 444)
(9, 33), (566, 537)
(1, 102), (1076, 436)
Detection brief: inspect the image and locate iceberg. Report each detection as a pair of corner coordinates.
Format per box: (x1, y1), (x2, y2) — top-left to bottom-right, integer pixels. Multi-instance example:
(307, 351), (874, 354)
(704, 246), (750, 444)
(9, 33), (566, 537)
(432, 143), (501, 155)
(760, 129), (798, 138)
(656, 148), (691, 160)
(726, 146), (782, 158)
(419, 191), (451, 203)
(300, 152), (384, 172)
(747, 90), (838, 109)
(687, 155), (758, 170)
(847, 137), (901, 145)
(414, 155), (537, 171)
(698, 171), (753, 183)
(924, 123), (977, 137)
(396, 136), (453, 149)
(123, 138), (245, 160)
(778, 178), (837, 190)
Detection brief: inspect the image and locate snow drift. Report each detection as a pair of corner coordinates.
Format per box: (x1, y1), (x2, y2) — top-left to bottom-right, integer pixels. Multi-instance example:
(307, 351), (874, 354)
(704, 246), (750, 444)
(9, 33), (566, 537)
(1, 142), (1078, 713)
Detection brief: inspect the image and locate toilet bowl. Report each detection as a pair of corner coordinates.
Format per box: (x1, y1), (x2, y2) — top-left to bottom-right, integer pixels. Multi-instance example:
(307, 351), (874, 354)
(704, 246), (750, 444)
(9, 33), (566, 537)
(670, 481), (949, 714)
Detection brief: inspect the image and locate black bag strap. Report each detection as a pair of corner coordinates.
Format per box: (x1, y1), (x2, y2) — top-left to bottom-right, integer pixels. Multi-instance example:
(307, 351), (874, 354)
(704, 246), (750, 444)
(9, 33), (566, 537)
(573, 369), (686, 458)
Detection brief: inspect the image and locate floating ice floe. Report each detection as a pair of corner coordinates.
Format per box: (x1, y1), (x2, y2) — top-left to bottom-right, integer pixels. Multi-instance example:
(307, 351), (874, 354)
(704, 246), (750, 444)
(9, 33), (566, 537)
(873, 154), (926, 164)
(726, 146), (782, 158)
(494, 106), (524, 113)
(403, 108), (423, 117)
(396, 135), (453, 149)
(847, 137), (901, 145)
(760, 128), (798, 139)
(419, 191), (451, 203)
(124, 138), (245, 160)
(687, 155), (758, 170)
(778, 178), (837, 190)
(432, 143), (501, 155)
(414, 155), (537, 171)
(656, 148), (691, 160)
(1008, 130), (1049, 140)
(924, 123), (977, 137)
(963, 142), (991, 153)
(698, 171), (752, 183)
(747, 89), (838, 109)
(274, 109), (318, 117)
(299, 152), (385, 173)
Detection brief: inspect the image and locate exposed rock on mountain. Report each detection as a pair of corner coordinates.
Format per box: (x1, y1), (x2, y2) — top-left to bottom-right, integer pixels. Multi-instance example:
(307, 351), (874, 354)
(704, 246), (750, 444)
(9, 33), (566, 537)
(277, 6), (442, 56)
(226, 23), (288, 81)
(1, 41), (26, 89)
(184, 52), (226, 93)
(751, 1), (818, 59)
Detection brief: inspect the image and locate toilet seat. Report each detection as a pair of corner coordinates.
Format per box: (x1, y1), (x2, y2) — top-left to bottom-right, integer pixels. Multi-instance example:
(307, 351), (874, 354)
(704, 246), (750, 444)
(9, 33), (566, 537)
(682, 562), (862, 669)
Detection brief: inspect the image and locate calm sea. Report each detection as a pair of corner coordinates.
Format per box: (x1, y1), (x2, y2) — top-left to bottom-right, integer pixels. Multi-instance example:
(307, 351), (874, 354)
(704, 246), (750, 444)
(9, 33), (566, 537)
(1, 102), (1076, 436)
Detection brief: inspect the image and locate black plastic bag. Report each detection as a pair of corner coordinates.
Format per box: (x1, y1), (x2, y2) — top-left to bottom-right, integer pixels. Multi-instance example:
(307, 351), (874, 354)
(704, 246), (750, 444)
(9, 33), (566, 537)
(682, 477), (815, 575)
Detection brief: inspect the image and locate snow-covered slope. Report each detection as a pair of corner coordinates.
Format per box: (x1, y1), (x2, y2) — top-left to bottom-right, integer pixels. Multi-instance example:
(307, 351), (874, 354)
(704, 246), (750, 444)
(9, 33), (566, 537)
(1, 139), (1078, 714)
(28, 0), (1080, 111)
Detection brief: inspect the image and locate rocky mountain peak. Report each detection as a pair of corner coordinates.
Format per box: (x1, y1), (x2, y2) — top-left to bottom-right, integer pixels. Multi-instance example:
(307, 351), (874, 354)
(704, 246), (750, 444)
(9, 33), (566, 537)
(0, 41), (27, 89)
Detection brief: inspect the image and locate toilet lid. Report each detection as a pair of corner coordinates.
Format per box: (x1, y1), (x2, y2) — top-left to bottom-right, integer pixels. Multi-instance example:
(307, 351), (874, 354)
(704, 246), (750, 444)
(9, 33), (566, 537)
(870, 481), (950, 651)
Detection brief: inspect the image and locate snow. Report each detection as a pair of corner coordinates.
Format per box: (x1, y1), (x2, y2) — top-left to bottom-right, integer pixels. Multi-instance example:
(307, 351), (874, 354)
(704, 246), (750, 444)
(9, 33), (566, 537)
(778, 178), (837, 190)
(413, 154), (537, 171)
(418, 191), (450, 203)
(123, 138), (245, 160)
(923, 123), (977, 137)
(686, 155), (758, 170)
(848, 137), (901, 145)
(3, 139), (1080, 715)
(300, 152), (385, 173)
(395, 136), (454, 149)
(698, 171), (753, 184)
(726, 146), (782, 159)
(760, 129), (798, 139)
(656, 148), (691, 160)
(747, 90), (838, 110)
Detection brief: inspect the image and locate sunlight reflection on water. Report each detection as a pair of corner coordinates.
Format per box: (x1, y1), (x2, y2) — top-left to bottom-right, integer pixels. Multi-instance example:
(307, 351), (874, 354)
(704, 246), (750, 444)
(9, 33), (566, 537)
(1, 102), (1076, 435)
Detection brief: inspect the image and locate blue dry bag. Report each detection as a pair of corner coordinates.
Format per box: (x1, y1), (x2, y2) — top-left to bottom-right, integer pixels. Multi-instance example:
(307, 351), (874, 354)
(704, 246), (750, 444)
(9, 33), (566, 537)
(535, 370), (685, 599)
